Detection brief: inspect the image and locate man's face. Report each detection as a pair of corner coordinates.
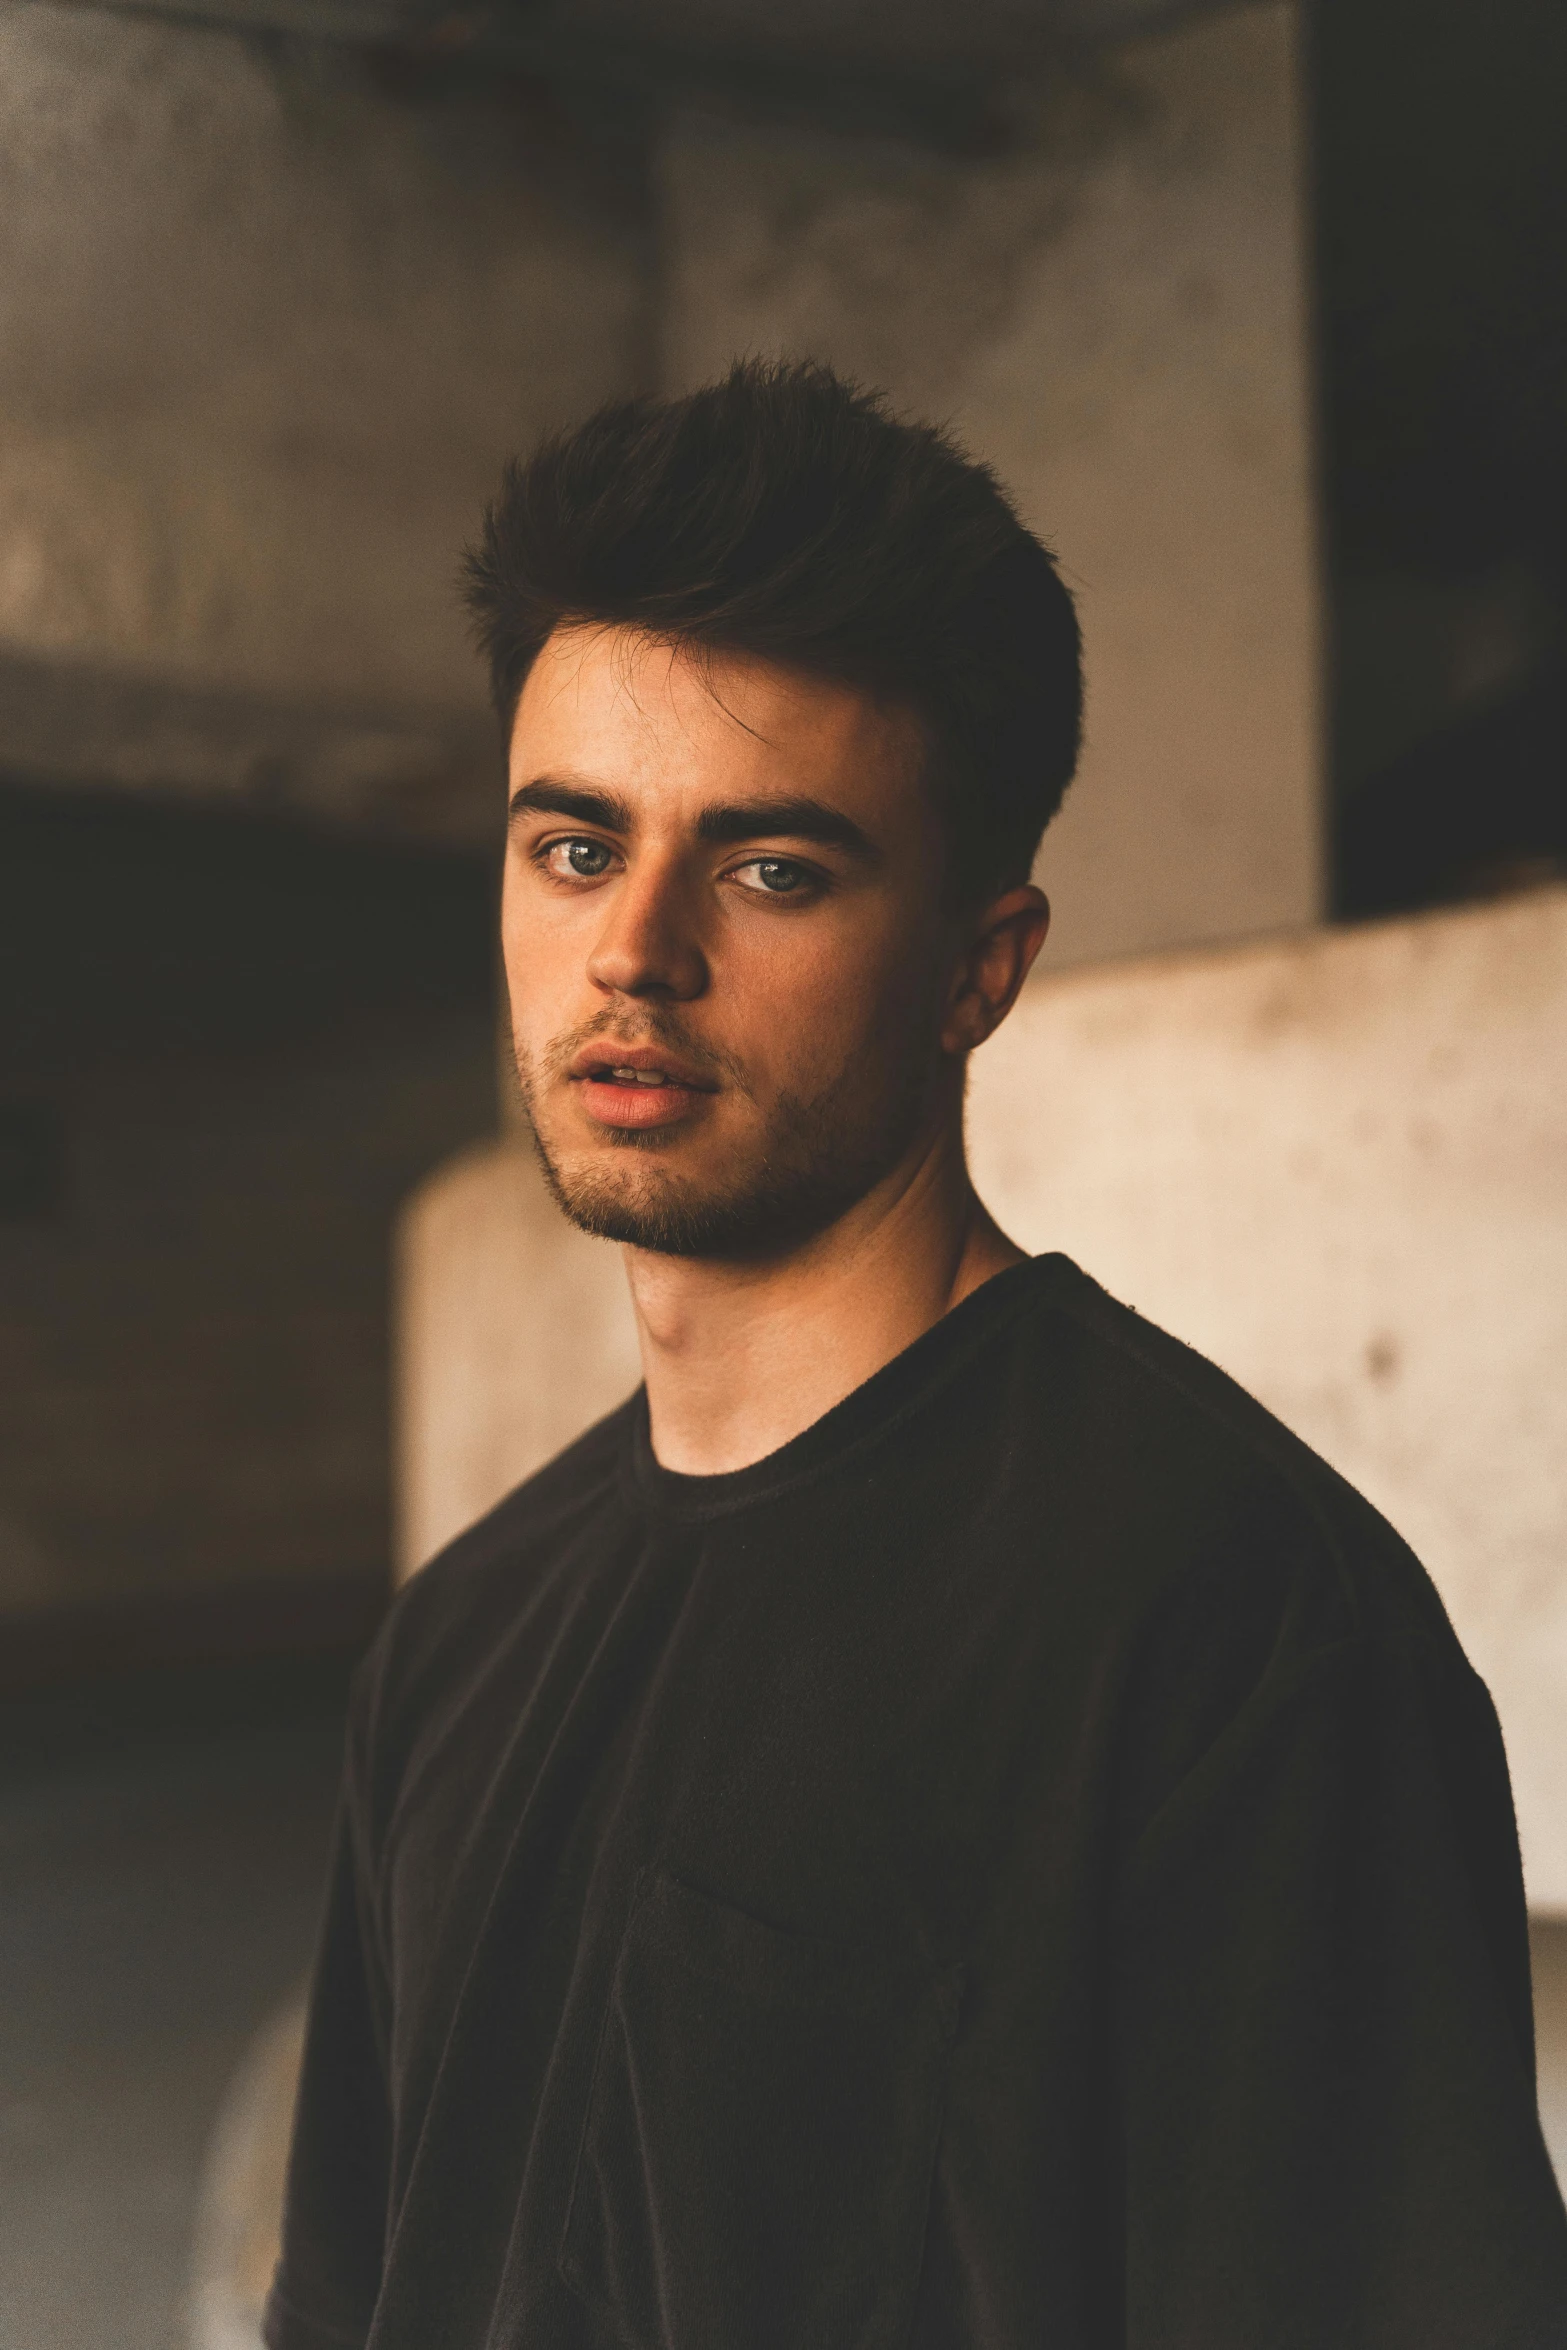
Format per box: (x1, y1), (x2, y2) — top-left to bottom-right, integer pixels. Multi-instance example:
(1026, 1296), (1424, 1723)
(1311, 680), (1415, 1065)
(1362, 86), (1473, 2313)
(502, 624), (962, 1258)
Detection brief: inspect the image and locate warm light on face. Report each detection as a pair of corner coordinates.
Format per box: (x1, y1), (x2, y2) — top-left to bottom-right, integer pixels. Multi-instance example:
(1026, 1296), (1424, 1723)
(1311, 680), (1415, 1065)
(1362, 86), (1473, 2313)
(500, 625), (961, 1258)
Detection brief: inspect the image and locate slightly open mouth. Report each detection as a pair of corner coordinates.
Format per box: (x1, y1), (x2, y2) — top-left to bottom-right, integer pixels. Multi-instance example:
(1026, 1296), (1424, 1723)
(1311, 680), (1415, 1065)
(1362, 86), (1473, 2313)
(572, 1060), (714, 1123)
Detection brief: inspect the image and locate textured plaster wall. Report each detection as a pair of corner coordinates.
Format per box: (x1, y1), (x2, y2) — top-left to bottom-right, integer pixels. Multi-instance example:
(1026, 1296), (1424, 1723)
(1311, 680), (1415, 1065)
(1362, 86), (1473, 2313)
(0, 0), (647, 822)
(658, 1), (1321, 969)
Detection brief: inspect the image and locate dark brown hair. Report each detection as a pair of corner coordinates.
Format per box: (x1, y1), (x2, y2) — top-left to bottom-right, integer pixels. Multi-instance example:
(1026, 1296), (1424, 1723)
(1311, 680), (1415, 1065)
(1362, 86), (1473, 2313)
(463, 358), (1082, 903)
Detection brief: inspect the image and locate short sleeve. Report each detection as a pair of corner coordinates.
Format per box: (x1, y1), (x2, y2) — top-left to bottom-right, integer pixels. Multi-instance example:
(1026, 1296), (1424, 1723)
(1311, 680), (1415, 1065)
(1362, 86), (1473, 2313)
(263, 1730), (393, 2350)
(1116, 1630), (1567, 2348)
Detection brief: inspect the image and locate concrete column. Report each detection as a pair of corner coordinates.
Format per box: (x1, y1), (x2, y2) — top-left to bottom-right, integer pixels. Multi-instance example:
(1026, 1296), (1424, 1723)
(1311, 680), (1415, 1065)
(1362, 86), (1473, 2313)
(658, 1), (1320, 969)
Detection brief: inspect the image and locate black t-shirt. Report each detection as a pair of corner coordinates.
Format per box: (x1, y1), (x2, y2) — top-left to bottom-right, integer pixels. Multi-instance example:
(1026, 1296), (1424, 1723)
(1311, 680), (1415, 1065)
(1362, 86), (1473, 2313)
(265, 1255), (1567, 2350)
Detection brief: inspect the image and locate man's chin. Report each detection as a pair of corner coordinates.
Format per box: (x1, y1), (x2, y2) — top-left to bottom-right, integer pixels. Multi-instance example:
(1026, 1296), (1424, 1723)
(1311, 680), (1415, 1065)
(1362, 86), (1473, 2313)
(530, 1130), (869, 1262)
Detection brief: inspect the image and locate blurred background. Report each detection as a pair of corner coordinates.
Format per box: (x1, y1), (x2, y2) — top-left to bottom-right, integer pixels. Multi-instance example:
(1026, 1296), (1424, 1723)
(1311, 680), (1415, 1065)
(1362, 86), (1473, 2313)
(2, 0), (1566, 2342)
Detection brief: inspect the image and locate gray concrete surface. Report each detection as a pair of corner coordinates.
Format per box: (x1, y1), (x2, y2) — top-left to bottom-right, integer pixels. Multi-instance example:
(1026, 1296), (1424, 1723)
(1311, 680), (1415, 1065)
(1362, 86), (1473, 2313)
(189, 2002), (306, 2350)
(0, 0), (647, 833)
(4, 0), (1319, 943)
(0, 1670), (344, 2350)
(659, 1), (1321, 969)
(394, 1139), (643, 1581)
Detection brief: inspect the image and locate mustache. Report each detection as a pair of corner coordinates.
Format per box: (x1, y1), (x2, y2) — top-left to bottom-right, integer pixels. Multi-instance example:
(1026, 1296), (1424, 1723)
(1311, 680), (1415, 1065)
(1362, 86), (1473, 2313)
(535, 1005), (756, 1099)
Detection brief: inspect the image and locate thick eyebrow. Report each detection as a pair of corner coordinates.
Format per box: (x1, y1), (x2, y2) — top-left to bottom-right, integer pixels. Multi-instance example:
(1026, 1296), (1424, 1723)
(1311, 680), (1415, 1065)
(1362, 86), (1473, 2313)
(695, 796), (879, 861)
(509, 778), (880, 863)
(508, 776), (635, 831)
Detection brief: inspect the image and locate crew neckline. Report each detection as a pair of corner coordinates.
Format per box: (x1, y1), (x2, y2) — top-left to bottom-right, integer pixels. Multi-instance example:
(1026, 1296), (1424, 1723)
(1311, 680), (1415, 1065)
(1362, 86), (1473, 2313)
(621, 1252), (1076, 1524)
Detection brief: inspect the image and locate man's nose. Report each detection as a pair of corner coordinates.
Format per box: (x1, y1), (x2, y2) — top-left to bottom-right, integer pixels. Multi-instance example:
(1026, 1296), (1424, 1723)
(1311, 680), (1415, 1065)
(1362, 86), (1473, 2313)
(585, 858), (709, 1001)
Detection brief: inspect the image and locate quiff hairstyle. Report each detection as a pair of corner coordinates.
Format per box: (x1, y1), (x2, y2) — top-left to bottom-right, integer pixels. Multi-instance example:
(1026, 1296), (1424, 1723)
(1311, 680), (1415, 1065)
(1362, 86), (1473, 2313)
(463, 358), (1083, 905)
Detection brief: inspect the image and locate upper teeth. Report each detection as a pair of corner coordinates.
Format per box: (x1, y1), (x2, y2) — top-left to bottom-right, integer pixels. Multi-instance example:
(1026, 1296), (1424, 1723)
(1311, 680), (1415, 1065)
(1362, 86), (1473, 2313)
(612, 1067), (665, 1085)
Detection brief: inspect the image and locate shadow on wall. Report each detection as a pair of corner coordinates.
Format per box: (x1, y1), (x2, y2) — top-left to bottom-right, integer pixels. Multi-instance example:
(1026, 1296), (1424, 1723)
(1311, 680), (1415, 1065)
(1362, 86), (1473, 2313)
(0, 1659), (346, 2350)
(0, 783), (498, 1680)
(1338, 653), (1567, 919)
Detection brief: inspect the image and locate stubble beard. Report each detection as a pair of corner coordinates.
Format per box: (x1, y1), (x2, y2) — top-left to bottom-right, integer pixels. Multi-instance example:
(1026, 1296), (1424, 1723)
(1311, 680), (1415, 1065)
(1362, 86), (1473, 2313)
(513, 1004), (938, 1262)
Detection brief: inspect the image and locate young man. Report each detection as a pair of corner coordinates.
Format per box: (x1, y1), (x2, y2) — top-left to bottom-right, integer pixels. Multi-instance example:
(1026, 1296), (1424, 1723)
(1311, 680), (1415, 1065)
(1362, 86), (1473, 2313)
(266, 362), (1567, 2350)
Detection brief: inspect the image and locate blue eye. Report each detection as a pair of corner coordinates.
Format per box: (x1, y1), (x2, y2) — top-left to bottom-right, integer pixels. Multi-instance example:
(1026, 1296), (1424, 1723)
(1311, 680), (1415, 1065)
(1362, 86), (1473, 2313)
(750, 859), (808, 893)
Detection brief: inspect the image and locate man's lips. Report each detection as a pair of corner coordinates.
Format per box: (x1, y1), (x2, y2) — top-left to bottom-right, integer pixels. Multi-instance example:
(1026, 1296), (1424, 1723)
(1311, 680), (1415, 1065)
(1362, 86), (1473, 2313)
(568, 1043), (719, 1130)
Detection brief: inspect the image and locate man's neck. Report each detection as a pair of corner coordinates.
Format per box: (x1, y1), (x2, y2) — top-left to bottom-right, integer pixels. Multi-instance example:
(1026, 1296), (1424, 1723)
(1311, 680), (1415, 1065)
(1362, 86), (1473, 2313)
(622, 1123), (1025, 1476)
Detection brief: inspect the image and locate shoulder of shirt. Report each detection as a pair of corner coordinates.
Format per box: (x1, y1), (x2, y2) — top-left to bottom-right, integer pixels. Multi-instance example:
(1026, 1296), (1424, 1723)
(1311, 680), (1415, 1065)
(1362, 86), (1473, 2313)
(346, 1388), (640, 1744)
(1034, 1255), (1464, 1664)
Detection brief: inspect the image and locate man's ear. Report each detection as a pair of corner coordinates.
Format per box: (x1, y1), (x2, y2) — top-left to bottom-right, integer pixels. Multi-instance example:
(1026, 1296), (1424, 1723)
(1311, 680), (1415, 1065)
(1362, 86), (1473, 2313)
(940, 885), (1050, 1056)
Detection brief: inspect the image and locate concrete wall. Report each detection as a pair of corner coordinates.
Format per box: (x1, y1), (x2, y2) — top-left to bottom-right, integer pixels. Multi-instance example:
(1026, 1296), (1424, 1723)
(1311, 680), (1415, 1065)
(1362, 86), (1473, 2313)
(0, 0), (648, 833)
(395, 1141), (642, 1584)
(2, 0), (1316, 901)
(395, 887), (1567, 1916)
(658, 0), (1321, 968)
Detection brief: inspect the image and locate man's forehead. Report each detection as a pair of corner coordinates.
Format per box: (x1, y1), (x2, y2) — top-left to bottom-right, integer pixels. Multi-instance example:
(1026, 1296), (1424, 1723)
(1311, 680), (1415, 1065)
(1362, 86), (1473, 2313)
(510, 623), (923, 798)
